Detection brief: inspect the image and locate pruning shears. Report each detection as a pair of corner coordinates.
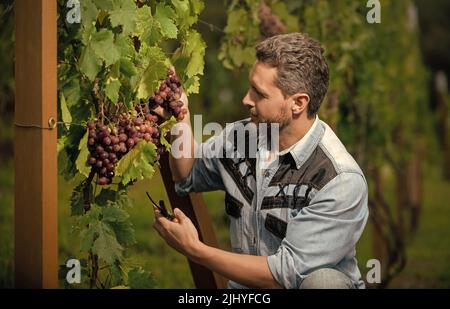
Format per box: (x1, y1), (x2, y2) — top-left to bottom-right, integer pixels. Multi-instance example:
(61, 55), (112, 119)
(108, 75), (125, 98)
(146, 191), (174, 221)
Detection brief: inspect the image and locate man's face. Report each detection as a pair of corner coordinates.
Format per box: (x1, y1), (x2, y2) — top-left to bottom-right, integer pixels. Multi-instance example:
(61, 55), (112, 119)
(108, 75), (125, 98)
(242, 61), (291, 129)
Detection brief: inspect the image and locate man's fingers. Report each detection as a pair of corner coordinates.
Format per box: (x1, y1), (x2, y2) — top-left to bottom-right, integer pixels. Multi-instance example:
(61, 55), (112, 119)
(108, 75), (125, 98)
(150, 105), (171, 119)
(173, 208), (187, 222)
(153, 221), (168, 239)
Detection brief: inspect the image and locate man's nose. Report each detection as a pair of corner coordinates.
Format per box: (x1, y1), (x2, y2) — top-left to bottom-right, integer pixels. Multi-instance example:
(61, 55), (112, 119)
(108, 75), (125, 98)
(242, 91), (253, 108)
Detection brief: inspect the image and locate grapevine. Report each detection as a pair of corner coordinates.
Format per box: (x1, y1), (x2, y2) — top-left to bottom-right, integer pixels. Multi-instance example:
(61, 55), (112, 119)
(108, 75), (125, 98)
(57, 0), (206, 288)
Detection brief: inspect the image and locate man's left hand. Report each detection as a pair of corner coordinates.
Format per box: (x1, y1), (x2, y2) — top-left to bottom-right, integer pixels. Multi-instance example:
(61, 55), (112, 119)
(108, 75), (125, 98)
(153, 207), (201, 257)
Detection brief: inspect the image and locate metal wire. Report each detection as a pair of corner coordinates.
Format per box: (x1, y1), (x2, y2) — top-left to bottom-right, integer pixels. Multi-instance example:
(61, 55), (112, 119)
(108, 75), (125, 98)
(14, 121), (85, 130)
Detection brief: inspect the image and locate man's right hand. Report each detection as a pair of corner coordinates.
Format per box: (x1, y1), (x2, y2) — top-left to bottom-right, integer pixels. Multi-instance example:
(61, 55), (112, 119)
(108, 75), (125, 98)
(153, 91), (189, 121)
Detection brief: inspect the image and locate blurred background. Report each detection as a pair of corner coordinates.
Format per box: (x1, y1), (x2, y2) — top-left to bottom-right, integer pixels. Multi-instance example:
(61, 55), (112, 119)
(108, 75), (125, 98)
(1, 0), (449, 288)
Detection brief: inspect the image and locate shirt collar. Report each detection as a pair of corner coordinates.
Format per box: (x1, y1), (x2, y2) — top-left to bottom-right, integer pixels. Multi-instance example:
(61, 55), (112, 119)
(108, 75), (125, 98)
(282, 116), (325, 169)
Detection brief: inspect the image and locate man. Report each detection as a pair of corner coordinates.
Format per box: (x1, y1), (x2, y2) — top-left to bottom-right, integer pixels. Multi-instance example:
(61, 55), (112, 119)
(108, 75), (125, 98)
(152, 33), (369, 289)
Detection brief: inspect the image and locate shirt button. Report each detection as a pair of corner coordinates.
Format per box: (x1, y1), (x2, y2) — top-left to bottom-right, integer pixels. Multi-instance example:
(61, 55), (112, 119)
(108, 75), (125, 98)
(264, 171), (270, 178)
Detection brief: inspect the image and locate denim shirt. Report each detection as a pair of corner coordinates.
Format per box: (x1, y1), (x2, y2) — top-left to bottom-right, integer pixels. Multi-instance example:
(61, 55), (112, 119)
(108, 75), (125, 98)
(174, 117), (369, 289)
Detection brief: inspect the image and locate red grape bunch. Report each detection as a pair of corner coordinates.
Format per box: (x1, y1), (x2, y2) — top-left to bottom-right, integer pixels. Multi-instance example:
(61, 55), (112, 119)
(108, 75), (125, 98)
(257, 2), (286, 38)
(148, 68), (187, 121)
(86, 68), (186, 185)
(86, 105), (160, 185)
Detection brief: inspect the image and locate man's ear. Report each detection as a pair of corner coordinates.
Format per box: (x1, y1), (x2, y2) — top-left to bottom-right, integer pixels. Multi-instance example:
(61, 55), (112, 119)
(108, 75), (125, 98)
(291, 93), (310, 116)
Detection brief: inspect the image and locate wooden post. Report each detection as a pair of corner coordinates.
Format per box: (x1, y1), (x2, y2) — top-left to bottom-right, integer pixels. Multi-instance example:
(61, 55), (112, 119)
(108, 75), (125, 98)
(159, 153), (228, 289)
(14, 0), (58, 288)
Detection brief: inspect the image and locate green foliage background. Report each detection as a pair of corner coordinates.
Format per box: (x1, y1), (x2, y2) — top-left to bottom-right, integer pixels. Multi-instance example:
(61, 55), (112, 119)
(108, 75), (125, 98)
(1, 0), (449, 288)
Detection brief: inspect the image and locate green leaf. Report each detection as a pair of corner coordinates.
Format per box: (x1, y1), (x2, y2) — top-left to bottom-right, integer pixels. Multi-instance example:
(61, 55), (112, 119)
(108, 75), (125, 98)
(159, 116), (177, 150)
(109, 221), (136, 246)
(60, 93), (72, 130)
(79, 44), (102, 81)
(75, 130), (91, 178)
(115, 141), (157, 185)
(154, 3), (178, 39)
(224, 8), (247, 33)
(136, 46), (167, 99)
(105, 78), (121, 104)
(102, 205), (129, 223)
(93, 0), (113, 11)
(92, 221), (123, 264)
(184, 75), (200, 94)
(80, 223), (98, 252)
(119, 58), (137, 78)
(184, 30), (206, 78)
(190, 0), (205, 16)
(135, 6), (153, 41)
(94, 188), (117, 205)
(91, 29), (121, 67)
(172, 0), (196, 29)
(81, 0), (99, 28)
(115, 34), (135, 58)
(127, 267), (157, 289)
(109, 0), (136, 36)
(61, 78), (80, 108)
(135, 7), (161, 46)
(70, 182), (89, 216)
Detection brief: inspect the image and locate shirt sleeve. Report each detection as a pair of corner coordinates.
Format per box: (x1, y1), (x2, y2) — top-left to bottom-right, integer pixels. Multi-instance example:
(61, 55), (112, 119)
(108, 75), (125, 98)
(267, 172), (369, 289)
(174, 132), (225, 196)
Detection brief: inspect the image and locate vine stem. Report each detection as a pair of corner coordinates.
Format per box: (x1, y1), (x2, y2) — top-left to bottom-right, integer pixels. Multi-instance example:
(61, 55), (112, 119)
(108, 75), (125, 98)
(83, 169), (96, 212)
(89, 251), (99, 289)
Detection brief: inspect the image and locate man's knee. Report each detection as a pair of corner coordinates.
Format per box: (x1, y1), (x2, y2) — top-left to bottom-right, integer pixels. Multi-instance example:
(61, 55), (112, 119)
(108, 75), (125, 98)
(300, 268), (355, 289)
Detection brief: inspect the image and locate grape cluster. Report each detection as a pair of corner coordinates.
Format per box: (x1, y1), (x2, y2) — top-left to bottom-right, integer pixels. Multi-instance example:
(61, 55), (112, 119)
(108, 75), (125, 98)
(87, 69), (185, 185)
(86, 105), (161, 185)
(149, 68), (187, 121)
(257, 2), (286, 38)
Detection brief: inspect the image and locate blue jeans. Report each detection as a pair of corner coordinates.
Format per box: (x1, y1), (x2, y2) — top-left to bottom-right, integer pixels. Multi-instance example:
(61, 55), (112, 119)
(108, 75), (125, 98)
(300, 268), (357, 289)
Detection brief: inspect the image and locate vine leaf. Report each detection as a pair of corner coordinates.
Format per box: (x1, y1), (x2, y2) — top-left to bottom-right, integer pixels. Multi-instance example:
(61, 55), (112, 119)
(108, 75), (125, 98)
(171, 0), (203, 29)
(127, 267), (157, 289)
(75, 130), (91, 178)
(184, 75), (200, 94)
(159, 116), (177, 151)
(94, 188), (117, 205)
(60, 93), (72, 130)
(119, 58), (137, 78)
(61, 79), (81, 109)
(154, 3), (178, 39)
(90, 29), (121, 67)
(81, 0), (99, 28)
(135, 6), (162, 46)
(115, 34), (135, 58)
(184, 30), (206, 79)
(115, 141), (157, 185)
(70, 182), (87, 216)
(79, 44), (102, 81)
(109, 221), (136, 247)
(104, 78), (121, 104)
(135, 46), (167, 99)
(92, 221), (124, 264)
(172, 29), (206, 94)
(93, 0), (113, 11)
(109, 0), (137, 36)
(102, 205), (129, 223)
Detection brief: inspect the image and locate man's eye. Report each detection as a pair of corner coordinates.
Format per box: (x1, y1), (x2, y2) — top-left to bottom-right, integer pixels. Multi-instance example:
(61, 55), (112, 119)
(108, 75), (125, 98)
(251, 87), (262, 98)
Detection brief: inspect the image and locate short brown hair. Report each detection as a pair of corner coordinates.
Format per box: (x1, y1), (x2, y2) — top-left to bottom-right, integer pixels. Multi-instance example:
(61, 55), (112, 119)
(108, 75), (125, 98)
(256, 33), (329, 117)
